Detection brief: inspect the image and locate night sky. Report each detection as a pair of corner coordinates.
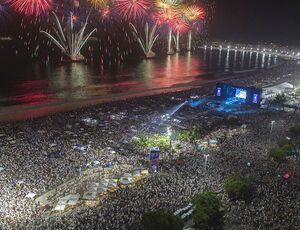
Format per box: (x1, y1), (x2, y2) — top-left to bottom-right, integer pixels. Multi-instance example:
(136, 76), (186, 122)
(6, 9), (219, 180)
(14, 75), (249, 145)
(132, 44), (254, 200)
(209, 0), (300, 45)
(1, 0), (300, 46)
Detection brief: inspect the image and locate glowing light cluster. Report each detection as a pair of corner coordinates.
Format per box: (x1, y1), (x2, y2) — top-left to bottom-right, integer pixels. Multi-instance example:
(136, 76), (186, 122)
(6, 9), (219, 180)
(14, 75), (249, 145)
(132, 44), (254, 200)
(155, 0), (182, 8)
(183, 4), (205, 22)
(100, 6), (110, 19)
(114, 0), (151, 20)
(153, 8), (179, 25)
(6, 0), (52, 16)
(6, 0), (211, 60)
(173, 17), (189, 32)
(89, 0), (109, 9)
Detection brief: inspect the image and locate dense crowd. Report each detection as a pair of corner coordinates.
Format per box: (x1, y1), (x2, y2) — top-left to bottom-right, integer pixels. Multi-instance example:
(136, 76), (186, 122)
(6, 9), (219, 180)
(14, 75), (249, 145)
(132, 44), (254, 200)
(0, 61), (299, 230)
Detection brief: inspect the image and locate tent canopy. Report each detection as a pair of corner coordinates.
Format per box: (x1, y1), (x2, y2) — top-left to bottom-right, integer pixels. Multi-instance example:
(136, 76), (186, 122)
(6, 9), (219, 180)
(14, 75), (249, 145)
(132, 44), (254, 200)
(263, 82), (294, 94)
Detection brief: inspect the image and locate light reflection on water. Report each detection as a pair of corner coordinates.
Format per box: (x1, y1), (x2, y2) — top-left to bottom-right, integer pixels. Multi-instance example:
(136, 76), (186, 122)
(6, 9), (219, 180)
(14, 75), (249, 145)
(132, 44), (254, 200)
(0, 50), (278, 106)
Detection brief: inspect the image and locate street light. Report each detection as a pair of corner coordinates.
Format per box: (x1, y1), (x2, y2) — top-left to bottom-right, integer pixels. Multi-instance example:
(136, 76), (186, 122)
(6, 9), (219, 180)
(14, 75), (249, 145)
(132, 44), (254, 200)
(268, 120), (275, 150)
(167, 127), (172, 158)
(204, 154), (209, 169)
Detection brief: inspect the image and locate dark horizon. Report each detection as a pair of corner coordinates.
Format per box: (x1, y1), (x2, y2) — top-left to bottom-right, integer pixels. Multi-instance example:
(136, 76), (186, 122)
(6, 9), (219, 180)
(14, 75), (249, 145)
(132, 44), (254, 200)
(209, 0), (300, 46)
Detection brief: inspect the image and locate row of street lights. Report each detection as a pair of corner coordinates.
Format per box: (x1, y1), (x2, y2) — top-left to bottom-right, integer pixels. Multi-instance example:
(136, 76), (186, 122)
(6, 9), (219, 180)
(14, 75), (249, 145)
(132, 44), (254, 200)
(204, 45), (300, 58)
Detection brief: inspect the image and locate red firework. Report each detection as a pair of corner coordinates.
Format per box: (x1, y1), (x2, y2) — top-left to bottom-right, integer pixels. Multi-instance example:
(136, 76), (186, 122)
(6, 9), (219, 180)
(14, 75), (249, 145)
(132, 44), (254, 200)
(153, 8), (179, 26)
(102, 7), (110, 18)
(71, 15), (77, 21)
(114, 0), (151, 20)
(172, 18), (189, 33)
(6, 0), (52, 16)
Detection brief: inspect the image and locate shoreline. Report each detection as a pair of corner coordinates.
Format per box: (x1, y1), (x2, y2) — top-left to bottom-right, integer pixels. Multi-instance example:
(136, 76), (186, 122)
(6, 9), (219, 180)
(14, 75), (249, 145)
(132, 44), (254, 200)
(0, 59), (291, 123)
(0, 70), (263, 123)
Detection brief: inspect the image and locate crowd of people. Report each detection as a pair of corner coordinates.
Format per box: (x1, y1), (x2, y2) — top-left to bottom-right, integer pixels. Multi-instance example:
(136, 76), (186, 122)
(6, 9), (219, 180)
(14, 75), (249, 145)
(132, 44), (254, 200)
(0, 60), (299, 230)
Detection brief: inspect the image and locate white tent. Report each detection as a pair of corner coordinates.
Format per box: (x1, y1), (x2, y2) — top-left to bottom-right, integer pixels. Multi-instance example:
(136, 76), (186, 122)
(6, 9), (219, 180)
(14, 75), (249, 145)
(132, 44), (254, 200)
(123, 173), (132, 177)
(141, 169), (149, 175)
(25, 192), (36, 199)
(93, 161), (100, 166)
(54, 196), (70, 211)
(82, 191), (97, 200)
(100, 179), (109, 187)
(132, 170), (141, 178)
(82, 118), (98, 126)
(119, 177), (133, 185)
(54, 203), (66, 211)
(98, 184), (108, 193)
(68, 194), (80, 206)
(108, 180), (118, 189)
(89, 182), (99, 192)
(209, 139), (218, 145)
(263, 82), (294, 98)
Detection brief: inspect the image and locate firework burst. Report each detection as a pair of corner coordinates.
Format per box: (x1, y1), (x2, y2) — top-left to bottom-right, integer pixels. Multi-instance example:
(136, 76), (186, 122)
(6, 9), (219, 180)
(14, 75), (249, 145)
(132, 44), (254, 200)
(6, 0), (52, 16)
(114, 0), (151, 20)
(100, 6), (110, 19)
(89, 0), (109, 9)
(152, 7), (179, 25)
(172, 17), (189, 32)
(155, 0), (181, 9)
(183, 4), (205, 22)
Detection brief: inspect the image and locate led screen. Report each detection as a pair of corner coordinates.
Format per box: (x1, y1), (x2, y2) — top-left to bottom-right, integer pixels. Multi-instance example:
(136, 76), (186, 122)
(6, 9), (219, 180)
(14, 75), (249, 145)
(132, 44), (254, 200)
(216, 87), (222, 96)
(235, 88), (247, 99)
(252, 94), (259, 103)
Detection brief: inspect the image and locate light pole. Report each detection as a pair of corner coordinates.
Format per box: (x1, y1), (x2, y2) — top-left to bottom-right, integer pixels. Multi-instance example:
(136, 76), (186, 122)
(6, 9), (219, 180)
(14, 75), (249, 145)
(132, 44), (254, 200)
(268, 120), (275, 150)
(204, 154), (209, 170)
(167, 127), (172, 159)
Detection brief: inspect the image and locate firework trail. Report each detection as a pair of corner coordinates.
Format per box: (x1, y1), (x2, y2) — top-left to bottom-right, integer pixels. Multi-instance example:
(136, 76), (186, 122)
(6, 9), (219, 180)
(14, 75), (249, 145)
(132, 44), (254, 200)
(130, 22), (159, 58)
(40, 11), (96, 61)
